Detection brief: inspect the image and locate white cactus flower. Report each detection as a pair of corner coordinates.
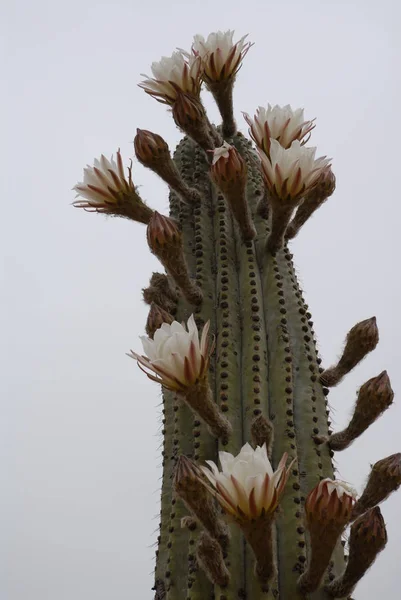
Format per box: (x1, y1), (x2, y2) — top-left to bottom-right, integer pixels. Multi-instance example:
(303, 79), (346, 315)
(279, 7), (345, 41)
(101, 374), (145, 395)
(185, 30), (252, 84)
(211, 141), (232, 165)
(201, 443), (293, 520)
(128, 315), (212, 392)
(259, 139), (331, 204)
(139, 51), (202, 105)
(316, 478), (358, 500)
(73, 151), (152, 223)
(243, 104), (315, 154)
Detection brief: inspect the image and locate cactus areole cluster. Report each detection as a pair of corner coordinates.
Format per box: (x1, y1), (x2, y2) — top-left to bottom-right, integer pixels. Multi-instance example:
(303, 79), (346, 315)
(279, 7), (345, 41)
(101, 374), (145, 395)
(74, 30), (398, 600)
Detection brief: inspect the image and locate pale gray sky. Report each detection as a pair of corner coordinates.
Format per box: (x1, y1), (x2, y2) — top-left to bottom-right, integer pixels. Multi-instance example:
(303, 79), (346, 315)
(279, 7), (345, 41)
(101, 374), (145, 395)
(2, 0), (401, 598)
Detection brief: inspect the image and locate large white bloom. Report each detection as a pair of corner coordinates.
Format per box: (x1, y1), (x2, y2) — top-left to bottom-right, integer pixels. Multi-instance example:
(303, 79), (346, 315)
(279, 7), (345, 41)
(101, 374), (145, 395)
(187, 30), (252, 83)
(73, 152), (152, 224)
(139, 51), (202, 105)
(201, 443), (293, 520)
(243, 104), (315, 154)
(128, 315), (212, 392)
(259, 139), (331, 203)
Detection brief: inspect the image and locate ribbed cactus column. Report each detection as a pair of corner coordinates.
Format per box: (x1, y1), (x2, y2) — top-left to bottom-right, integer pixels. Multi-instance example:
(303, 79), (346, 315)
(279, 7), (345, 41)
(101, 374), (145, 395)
(73, 28), (398, 600)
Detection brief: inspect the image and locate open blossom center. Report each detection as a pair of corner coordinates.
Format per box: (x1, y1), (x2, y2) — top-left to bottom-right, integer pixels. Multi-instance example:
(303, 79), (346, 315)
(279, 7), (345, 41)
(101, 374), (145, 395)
(128, 315), (212, 392)
(202, 443), (293, 520)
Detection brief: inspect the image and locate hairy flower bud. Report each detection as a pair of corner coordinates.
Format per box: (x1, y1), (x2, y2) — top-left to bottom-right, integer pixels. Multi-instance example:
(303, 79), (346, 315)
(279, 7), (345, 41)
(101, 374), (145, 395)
(251, 414), (274, 459)
(286, 167), (336, 239)
(328, 371), (394, 451)
(174, 456), (229, 546)
(145, 302), (174, 339)
(73, 151), (153, 224)
(134, 129), (170, 166)
(211, 143), (255, 241)
(146, 212), (202, 305)
(352, 453), (401, 519)
(142, 272), (177, 315)
(320, 317), (379, 387)
(299, 479), (356, 593)
(172, 93), (216, 151)
(196, 531), (230, 586)
(326, 507), (387, 597)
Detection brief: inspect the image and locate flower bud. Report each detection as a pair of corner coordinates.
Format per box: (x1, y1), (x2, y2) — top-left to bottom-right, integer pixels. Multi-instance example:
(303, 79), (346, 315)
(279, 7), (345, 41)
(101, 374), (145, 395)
(173, 455), (229, 546)
(326, 507), (387, 597)
(328, 371), (394, 451)
(211, 143), (255, 241)
(146, 211), (181, 249)
(142, 272), (177, 315)
(145, 302), (174, 339)
(134, 129), (170, 166)
(299, 479), (356, 593)
(172, 93), (216, 151)
(286, 167), (336, 239)
(251, 414), (274, 459)
(196, 532), (230, 587)
(352, 453), (401, 519)
(320, 317), (379, 387)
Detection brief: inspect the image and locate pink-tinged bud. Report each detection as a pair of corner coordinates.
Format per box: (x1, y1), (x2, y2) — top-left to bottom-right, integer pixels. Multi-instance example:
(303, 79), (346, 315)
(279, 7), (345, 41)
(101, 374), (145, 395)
(146, 211), (181, 249)
(299, 479), (356, 593)
(286, 167), (336, 239)
(172, 93), (216, 152)
(320, 317), (379, 387)
(326, 507), (387, 597)
(146, 213), (201, 305)
(210, 143), (255, 241)
(352, 453), (401, 519)
(73, 151), (153, 224)
(134, 129), (170, 166)
(145, 302), (174, 339)
(173, 455), (229, 546)
(328, 370), (394, 451)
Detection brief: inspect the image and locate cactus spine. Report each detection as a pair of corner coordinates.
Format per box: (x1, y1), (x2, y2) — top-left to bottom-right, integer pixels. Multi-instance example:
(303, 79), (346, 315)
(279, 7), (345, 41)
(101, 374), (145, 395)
(74, 30), (398, 600)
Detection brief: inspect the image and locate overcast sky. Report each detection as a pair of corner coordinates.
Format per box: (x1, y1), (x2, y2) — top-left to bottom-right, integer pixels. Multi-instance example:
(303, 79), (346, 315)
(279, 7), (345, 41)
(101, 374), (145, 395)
(2, 0), (401, 598)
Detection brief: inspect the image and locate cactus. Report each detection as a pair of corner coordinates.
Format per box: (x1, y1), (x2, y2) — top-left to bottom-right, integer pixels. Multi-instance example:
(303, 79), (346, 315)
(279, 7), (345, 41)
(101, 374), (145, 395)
(74, 30), (398, 600)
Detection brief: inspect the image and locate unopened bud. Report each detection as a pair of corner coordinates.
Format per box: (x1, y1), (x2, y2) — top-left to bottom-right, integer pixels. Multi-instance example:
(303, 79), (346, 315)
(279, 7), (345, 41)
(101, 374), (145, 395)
(173, 455), (229, 546)
(134, 128), (202, 205)
(196, 532), (230, 587)
(326, 507), (387, 597)
(211, 143), (255, 241)
(146, 211), (181, 249)
(352, 453), (401, 519)
(329, 371), (394, 451)
(320, 317), (379, 387)
(298, 479), (356, 593)
(145, 302), (174, 338)
(142, 272), (178, 314)
(146, 212), (202, 306)
(251, 414), (274, 458)
(287, 167), (336, 239)
(134, 129), (170, 166)
(172, 93), (217, 151)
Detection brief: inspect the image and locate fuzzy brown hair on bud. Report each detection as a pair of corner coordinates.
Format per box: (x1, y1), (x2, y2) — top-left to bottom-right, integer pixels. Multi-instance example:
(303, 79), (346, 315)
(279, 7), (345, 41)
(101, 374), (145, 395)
(352, 453), (401, 520)
(173, 455), (229, 547)
(286, 167), (336, 239)
(326, 507), (387, 597)
(172, 93), (219, 152)
(147, 212), (202, 306)
(134, 128), (202, 205)
(251, 414), (274, 459)
(320, 317), (379, 387)
(211, 143), (256, 241)
(298, 479), (356, 594)
(328, 371), (394, 451)
(196, 531), (230, 587)
(142, 272), (178, 315)
(145, 302), (174, 339)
